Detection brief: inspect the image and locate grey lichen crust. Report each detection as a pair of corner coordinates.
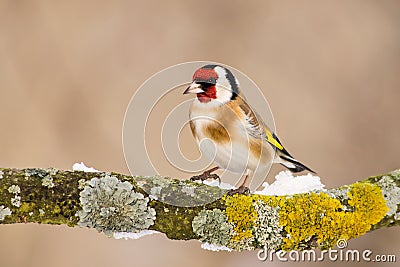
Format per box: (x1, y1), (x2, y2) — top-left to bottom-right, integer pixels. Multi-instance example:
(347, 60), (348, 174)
(254, 201), (283, 250)
(41, 175), (55, 188)
(8, 185), (21, 207)
(1, 167), (400, 251)
(24, 168), (57, 188)
(77, 174), (156, 236)
(192, 209), (233, 246)
(326, 187), (352, 211)
(8, 185), (20, 194)
(377, 175), (400, 218)
(229, 232), (255, 252)
(192, 201), (284, 251)
(134, 175), (226, 207)
(0, 205), (12, 220)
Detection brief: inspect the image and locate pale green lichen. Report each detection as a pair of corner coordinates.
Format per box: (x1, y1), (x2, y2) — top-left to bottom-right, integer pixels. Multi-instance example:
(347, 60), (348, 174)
(391, 169), (400, 176)
(228, 234), (255, 251)
(327, 188), (349, 200)
(377, 176), (400, 217)
(77, 175), (156, 236)
(137, 176), (172, 202)
(149, 186), (162, 200)
(327, 187), (352, 211)
(137, 175), (173, 189)
(253, 200), (283, 250)
(42, 175), (55, 188)
(135, 175), (225, 207)
(0, 170), (4, 179)
(39, 209), (45, 215)
(24, 168), (48, 178)
(46, 168), (58, 176)
(8, 185), (21, 207)
(8, 185), (20, 194)
(192, 209), (233, 247)
(11, 196), (21, 207)
(181, 185), (195, 197)
(0, 205), (12, 220)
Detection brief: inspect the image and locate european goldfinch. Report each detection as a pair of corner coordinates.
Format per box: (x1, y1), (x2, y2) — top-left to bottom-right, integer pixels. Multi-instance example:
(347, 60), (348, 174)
(184, 64), (313, 190)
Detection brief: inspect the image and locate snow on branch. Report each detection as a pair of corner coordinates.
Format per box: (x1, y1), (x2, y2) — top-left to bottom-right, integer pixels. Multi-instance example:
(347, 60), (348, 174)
(0, 165), (399, 252)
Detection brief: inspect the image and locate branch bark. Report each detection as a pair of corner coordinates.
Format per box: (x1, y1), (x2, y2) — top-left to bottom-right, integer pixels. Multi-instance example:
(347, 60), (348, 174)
(0, 167), (399, 251)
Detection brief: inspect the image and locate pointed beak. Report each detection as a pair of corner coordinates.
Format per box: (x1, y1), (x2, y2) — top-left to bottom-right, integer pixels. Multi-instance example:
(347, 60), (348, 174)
(183, 82), (204, 94)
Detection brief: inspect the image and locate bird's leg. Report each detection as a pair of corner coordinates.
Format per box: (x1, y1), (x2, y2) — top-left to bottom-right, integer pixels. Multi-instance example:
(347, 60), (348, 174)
(190, 166), (220, 183)
(228, 174), (250, 195)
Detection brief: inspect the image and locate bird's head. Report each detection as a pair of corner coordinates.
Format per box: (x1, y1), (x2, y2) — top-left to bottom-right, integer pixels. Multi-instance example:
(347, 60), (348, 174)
(184, 65), (239, 104)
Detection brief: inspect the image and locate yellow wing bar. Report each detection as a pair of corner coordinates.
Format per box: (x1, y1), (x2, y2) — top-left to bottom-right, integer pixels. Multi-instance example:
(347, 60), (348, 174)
(264, 127), (283, 150)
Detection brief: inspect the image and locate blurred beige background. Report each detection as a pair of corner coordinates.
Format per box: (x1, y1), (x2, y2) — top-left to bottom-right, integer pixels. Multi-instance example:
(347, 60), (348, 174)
(1, 1), (399, 266)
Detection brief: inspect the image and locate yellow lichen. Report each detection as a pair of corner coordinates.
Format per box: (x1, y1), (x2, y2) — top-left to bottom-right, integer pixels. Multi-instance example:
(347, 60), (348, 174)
(19, 202), (36, 214)
(223, 194), (258, 242)
(223, 182), (389, 251)
(347, 182), (389, 224)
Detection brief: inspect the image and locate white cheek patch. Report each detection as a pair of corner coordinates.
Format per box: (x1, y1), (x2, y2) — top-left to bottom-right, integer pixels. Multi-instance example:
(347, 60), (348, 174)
(214, 66), (233, 104)
(215, 85), (233, 104)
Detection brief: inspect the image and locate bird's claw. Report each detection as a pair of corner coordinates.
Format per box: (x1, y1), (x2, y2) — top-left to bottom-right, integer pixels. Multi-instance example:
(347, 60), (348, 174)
(228, 186), (250, 195)
(189, 169), (220, 183)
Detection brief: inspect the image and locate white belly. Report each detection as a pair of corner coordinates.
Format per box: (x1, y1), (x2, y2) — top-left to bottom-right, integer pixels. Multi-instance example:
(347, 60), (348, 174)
(197, 137), (250, 174)
(191, 115), (273, 175)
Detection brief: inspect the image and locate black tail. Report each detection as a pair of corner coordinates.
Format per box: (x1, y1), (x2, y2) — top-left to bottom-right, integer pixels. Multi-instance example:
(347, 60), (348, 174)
(278, 154), (316, 174)
(269, 133), (315, 173)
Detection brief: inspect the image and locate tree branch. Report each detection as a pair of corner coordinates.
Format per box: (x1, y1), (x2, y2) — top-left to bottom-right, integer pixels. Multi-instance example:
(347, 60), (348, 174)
(0, 167), (399, 251)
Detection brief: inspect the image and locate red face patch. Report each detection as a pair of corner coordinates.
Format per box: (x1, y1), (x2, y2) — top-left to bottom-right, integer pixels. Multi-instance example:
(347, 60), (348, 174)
(192, 68), (218, 83)
(197, 85), (217, 103)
